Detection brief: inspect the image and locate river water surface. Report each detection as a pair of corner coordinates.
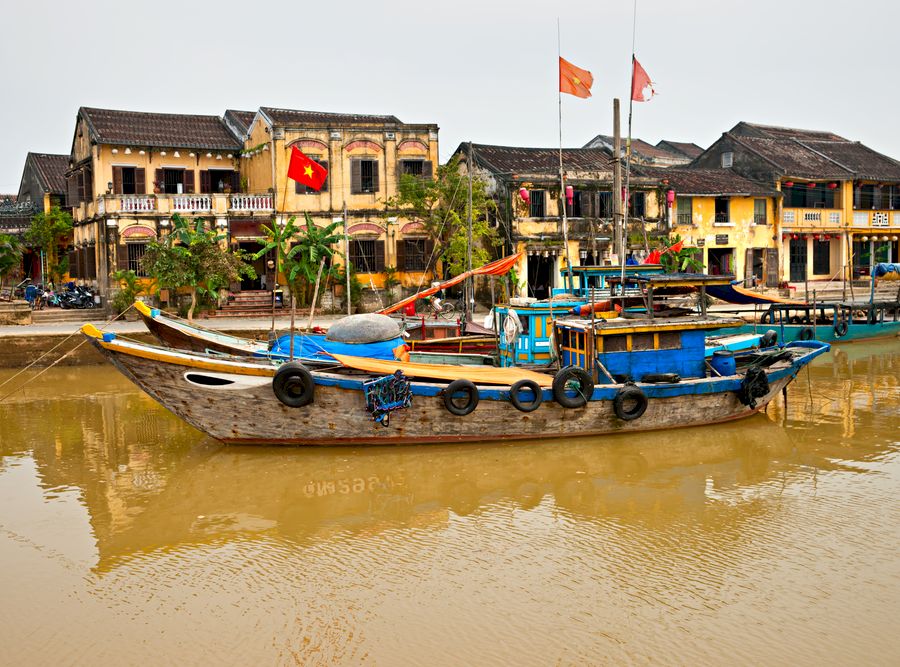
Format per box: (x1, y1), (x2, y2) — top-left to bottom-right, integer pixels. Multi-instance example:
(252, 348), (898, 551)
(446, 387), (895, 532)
(1, 340), (898, 665)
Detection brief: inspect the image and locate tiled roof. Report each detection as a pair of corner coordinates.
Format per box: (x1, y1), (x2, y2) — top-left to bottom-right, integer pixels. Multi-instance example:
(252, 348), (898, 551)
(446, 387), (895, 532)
(0, 194), (16, 202)
(468, 143), (614, 174)
(797, 140), (900, 181)
(644, 167), (779, 197)
(223, 109), (257, 137)
(657, 140), (704, 159)
(729, 135), (852, 180)
(79, 107), (242, 150)
(260, 107), (403, 126)
(28, 153), (69, 194)
(583, 134), (688, 163)
(732, 122), (847, 142)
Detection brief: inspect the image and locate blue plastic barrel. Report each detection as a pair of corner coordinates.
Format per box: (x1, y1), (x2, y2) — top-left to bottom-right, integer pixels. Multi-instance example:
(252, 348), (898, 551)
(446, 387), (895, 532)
(710, 350), (736, 376)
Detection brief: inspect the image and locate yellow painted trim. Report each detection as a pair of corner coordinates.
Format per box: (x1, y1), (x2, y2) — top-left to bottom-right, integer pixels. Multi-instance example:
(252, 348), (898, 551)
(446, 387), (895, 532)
(653, 333), (660, 350)
(626, 335), (633, 352)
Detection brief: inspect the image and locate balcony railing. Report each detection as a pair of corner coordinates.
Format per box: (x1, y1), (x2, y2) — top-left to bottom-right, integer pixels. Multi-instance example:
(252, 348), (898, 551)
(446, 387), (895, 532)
(753, 214), (767, 225)
(230, 194), (273, 211)
(714, 213), (729, 223)
(853, 210), (899, 228)
(120, 196), (156, 212)
(171, 195), (212, 212)
(782, 208), (841, 227)
(677, 212), (693, 226)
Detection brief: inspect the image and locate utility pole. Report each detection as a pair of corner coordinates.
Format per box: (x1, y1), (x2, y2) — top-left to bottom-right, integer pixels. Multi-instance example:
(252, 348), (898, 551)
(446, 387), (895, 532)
(466, 142), (474, 324)
(613, 99), (623, 272)
(344, 203), (351, 315)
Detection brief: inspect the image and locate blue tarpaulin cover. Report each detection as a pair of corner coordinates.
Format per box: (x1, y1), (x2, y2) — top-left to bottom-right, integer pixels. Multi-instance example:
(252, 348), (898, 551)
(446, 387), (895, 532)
(872, 263), (900, 279)
(261, 333), (405, 361)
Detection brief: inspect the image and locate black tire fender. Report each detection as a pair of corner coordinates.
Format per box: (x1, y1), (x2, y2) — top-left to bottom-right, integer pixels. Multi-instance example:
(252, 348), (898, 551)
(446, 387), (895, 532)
(798, 326), (814, 341)
(552, 366), (594, 408)
(272, 361), (315, 408)
(759, 329), (778, 348)
(613, 384), (648, 421)
(443, 379), (479, 416)
(834, 320), (848, 338)
(509, 379), (543, 412)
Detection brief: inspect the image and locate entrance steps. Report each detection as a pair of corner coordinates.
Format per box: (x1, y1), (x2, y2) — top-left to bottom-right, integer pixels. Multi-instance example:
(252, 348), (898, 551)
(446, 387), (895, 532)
(31, 308), (101, 324)
(214, 289), (284, 317)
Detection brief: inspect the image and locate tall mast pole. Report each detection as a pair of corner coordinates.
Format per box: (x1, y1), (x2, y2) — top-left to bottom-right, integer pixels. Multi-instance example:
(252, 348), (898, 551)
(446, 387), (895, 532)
(622, 0), (639, 287)
(613, 100), (623, 285)
(558, 18), (574, 292)
(466, 141), (474, 324)
(344, 202), (351, 315)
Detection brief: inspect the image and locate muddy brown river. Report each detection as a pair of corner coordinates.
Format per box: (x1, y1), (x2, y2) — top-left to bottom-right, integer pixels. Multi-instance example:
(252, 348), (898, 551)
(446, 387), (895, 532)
(1, 340), (898, 665)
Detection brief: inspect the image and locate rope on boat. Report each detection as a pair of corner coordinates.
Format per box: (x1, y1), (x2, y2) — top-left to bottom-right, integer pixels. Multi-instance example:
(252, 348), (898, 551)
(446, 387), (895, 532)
(0, 303), (135, 400)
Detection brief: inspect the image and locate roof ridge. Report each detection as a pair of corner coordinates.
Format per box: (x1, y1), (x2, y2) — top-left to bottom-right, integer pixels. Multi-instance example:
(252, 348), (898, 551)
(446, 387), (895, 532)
(80, 106), (225, 120)
(791, 138), (854, 175)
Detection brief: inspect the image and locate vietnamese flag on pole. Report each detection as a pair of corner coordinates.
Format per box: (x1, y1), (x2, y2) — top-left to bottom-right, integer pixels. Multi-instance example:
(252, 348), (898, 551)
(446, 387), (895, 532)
(559, 57), (593, 99)
(631, 57), (656, 102)
(287, 145), (328, 191)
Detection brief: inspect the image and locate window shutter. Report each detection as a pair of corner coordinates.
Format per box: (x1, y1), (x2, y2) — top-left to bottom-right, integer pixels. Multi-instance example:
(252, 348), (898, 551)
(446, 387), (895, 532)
(155, 169), (164, 193)
(67, 174), (79, 206)
(424, 238), (435, 271)
(112, 167), (123, 195)
(115, 243), (129, 271)
(135, 168), (146, 195)
(371, 160), (380, 193)
(183, 170), (195, 194)
(583, 191), (595, 218)
(232, 171), (241, 192)
(351, 160), (361, 194)
(395, 238), (406, 270)
(375, 240), (385, 272)
(422, 161), (433, 180)
(200, 170), (210, 193)
(83, 168), (93, 202)
(76, 172), (85, 203)
(319, 160), (328, 192)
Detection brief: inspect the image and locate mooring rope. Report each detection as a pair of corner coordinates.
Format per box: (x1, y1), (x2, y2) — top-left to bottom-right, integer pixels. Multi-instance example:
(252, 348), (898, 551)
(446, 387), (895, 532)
(0, 303), (135, 399)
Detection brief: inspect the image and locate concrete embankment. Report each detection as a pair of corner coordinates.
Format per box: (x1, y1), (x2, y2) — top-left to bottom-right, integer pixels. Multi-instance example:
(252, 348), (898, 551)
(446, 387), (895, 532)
(0, 314), (344, 369)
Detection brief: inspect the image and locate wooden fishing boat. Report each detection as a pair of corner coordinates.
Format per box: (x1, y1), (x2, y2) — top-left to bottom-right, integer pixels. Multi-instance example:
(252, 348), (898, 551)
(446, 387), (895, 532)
(81, 306), (829, 446)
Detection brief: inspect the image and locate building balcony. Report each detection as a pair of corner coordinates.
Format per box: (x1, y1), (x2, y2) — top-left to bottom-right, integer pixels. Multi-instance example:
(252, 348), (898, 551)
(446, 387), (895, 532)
(83, 192), (275, 220)
(781, 208), (842, 228)
(229, 193), (273, 212)
(850, 210), (900, 228)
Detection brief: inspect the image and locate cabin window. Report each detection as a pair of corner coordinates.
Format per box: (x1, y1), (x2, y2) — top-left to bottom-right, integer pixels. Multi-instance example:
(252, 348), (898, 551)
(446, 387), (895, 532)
(349, 238), (385, 273)
(295, 158), (329, 193)
(604, 334), (627, 353)
(753, 199), (767, 224)
(714, 197), (730, 223)
(351, 159), (379, 194)
(632, 333), (654, 351)
(529, 190), (546, 218)
(721, 151), (733, 168)
(813, 240), (830, 275)
(676, 196), (693, 225)
(658, 332), (680, 350)
(127, 242), (148, 276)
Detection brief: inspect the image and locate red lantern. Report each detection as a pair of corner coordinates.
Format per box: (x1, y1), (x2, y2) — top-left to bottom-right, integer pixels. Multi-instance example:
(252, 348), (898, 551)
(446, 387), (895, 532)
(666, 189), (675, 206)
(791, 234), (799, 240)
(783, 181), (794, 188)
(565, 185), (574, 206)
(828, 182), (838, 189)
(807, 182), (816, 188)
(518, 187), (530, 204)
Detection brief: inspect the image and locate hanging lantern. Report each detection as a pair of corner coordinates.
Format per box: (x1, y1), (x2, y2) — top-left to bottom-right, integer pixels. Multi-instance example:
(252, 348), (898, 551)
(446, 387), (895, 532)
(783, 181), (794, 188)
(882, 236), (890, 242)
(828, 182), (838, 189)
(791, 234), (799, 240)
(565, 185), (574, 206)
(782, 234), (788, 240)
(861, 236), (869, 242)
(807, 182), (816, 188)
(666, 189), (675, 206)
(518, 187), (530, 204)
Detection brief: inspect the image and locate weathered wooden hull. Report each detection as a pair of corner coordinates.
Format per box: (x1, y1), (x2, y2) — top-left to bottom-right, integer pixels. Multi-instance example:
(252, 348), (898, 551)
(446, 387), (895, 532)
(85, 334), (827, 447)
(141, 310), (266, 355)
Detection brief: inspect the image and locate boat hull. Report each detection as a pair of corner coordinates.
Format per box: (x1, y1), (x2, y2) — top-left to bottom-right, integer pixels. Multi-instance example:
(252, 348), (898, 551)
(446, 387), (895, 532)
(86, 335), (823, 447)
(720, 320), (900, 344)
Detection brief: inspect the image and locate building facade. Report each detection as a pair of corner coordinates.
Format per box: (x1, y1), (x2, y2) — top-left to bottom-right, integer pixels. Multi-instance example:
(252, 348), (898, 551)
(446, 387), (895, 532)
(692, 122), (900, 283)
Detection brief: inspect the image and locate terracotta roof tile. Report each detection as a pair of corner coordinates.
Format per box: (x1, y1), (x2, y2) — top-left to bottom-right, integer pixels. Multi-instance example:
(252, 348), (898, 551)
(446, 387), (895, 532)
(80, 107), (241, 150)
(730, 135), (852, 179)
(261, 107), (403, 126)
(223, 109), (257, 137)
(469, 143), (614, 174)
(657, 140), (704, 159)
(28, 153), (68, 194)
(643, 167), (779, 197)
(798, 140), (900, 181)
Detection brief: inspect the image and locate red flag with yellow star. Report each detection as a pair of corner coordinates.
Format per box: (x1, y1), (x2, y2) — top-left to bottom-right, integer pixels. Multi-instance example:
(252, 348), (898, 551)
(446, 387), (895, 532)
(559, 57), (593, 99)
(287, 145), (328, 191)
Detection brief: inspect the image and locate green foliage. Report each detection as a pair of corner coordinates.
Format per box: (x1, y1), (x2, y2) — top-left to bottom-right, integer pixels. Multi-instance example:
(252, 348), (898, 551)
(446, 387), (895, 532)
(25, 206), (73, 282)
(337, 262), (363, 310)
(386, 156), (499, 277)
(0, 234), (24, 295)
(141, 213), (255, 320)
(253, 213), (344, 307)
(383, 265), (400, 290)
(658, 234), (704, 273)
(110, 269), (145, 314)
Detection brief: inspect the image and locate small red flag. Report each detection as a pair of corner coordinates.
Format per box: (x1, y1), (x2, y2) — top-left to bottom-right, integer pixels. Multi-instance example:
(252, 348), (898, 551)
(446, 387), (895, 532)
(666, 240), (684, 254)
(643, 250), (661, 265)
(287, 145), (328, 191)
(559, 57), (593, 99)
(631, 58), (655, 102)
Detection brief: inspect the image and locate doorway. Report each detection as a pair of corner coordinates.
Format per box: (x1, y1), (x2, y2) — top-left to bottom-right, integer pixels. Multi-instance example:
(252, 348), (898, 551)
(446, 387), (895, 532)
(238, 242), (269, 290)
(789, 239), (807, 282)
(707, 247), (734, 275)
(527, 254), (553, 299)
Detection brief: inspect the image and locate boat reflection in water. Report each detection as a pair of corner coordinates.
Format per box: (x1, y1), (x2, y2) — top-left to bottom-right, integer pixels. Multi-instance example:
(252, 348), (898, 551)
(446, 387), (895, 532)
(0, 340), (898, 664)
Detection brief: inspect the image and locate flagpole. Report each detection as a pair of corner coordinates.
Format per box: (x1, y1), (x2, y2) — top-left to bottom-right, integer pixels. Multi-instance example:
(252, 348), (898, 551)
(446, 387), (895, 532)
(557, 18), (574, 292)
(622, 0), (639, 287)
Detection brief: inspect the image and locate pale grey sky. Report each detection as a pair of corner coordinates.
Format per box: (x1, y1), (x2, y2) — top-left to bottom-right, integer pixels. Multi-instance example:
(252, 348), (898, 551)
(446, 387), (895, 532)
(2, 0), (898, 192)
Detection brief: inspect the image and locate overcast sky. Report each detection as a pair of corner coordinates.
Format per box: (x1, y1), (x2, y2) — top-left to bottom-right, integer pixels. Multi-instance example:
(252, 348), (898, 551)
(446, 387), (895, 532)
(2, 0), (898, 193)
